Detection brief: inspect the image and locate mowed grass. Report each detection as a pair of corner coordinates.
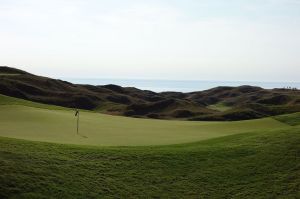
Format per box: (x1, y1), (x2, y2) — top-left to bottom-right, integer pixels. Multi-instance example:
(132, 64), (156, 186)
(1, 125), (300, 198)
(0, 94), (300, 198)
(0, 104), (288, 146)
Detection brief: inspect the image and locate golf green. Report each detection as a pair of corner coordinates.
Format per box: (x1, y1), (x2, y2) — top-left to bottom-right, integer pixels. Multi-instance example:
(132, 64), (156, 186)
(0, 105), (288, 146)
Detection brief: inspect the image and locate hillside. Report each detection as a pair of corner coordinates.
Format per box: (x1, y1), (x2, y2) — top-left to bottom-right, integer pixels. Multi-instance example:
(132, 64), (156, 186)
(0, 94), (290, 146)
(1, 124), (299, 198)
(1, 66), (299, 198)
(1, 66), (299, 121)
(0, 94), (299, 197)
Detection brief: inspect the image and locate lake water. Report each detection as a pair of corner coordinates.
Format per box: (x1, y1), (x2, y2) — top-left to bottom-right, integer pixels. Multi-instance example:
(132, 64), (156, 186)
(63, 78), (300, 92)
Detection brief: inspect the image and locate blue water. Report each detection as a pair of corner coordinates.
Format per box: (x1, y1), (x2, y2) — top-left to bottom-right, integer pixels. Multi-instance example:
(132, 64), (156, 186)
(63, 78), (300, 92)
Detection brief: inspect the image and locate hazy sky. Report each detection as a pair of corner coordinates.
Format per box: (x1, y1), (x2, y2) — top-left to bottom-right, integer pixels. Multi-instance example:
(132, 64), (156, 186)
(0, 0), (300, 81)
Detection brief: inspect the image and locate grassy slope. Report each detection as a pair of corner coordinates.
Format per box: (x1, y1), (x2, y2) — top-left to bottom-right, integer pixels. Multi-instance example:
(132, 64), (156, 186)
(207, 102), (232, 112)
(1, 125), (300, 198)
(0, 94), (67, 110)
(273, 112), (300, 126)
(1, 94), (299, 198)
(1, 67), (300, 121)
(0, 102), (288, 146)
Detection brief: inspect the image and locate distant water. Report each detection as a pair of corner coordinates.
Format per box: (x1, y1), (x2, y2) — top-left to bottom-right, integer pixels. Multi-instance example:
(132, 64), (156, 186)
(63, 78), (300, 92)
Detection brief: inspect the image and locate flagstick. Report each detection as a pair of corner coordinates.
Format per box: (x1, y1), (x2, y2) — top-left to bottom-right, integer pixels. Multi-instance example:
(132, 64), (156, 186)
(77, 111), (79, 135)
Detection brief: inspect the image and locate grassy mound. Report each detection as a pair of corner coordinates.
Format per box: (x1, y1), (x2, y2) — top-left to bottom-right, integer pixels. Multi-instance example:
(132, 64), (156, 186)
(1, 125), (299, 198)
(0, 102), (288, 146)
(273, 112), (300, 126)
(207, 102), (232, 112)
(0, 94), (66, 110)
(0, 93), (299, 198)
(1, 67), (300, 121)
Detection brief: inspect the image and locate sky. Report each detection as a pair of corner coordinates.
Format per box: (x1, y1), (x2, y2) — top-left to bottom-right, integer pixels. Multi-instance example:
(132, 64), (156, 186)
(0, 0), (300, 81)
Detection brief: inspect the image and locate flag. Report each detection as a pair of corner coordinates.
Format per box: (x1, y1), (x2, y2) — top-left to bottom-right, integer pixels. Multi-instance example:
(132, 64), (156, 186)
(75, 110), (79, 116)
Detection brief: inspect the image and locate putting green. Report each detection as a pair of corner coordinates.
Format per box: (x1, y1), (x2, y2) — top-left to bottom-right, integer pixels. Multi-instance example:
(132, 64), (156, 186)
(0, 104), (288, 146)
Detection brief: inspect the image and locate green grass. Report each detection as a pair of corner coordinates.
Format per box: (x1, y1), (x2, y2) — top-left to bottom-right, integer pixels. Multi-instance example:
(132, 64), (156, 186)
(0, 94), (299, 198)
(273, 112), (300, 126)
(0, 95), (289, 147)
(0, 94), (68, 110)
(1, 125), (299, 198)
(207, 102), (232, 112)
(0, 104), (288, 146)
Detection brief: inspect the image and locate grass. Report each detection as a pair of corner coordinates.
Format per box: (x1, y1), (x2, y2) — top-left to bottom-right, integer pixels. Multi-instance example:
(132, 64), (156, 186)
(0, 125), (299, 198)
(0, 104), (288, 146)
(207, 102), (232, 112)
(0, 94), (67, 110)
(0, 94), (299, 198)
(0, 73), (21, 76)
(273, 112), (300, 126)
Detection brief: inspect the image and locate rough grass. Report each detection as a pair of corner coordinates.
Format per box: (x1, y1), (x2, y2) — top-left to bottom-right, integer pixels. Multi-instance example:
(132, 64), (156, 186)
(0, 105), (288, 146)
(273, 112), (300, 126)
(1, 67), (300, 120)
(1, 125), (300, 198)
(0, 73), (20, 76)
(207, 102), (232, 112)
(0, 94), (299, 198)
(0, 94), (68, 110)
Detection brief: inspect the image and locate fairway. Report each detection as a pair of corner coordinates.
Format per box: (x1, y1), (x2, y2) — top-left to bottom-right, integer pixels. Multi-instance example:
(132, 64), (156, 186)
(0, 96), (299, 198)
(0, 104), (288, 146)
